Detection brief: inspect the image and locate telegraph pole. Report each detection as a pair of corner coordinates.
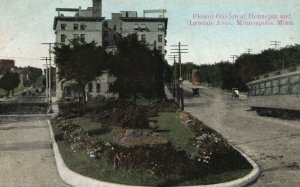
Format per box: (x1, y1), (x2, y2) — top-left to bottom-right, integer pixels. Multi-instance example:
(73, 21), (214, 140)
(171, 42), (188, 81)
(245, 49), (253, 54)
(41, 57), (49, 104)
(270, 41), (281, 70)
(270, 41), (281, 49)
(42, 42), (56, 104)
(171, 42), (188, 110)
(168, 54), (179, 98)
(230, 55), (238, 63)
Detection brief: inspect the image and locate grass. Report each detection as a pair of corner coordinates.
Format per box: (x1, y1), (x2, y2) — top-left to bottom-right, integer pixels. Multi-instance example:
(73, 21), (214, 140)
(0, 87), (26, 97)
(150, 112), (199, 158)
(53, 113), (252, 186)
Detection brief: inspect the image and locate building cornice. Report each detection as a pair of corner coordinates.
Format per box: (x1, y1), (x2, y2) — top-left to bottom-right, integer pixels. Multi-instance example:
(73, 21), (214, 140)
(53, 16), (105, 30)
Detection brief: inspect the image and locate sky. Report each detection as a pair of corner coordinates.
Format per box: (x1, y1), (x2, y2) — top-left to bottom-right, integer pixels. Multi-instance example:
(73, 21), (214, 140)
(0, 0), (299, 68)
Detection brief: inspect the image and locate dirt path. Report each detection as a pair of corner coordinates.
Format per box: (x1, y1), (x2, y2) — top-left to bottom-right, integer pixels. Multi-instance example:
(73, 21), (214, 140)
(184, 87), (300, 187)
(0, 115), (69, 187)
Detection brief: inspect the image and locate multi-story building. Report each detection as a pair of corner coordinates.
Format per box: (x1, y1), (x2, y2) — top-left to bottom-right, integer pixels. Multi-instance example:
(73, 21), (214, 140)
(53, 1), (168, 101)
(103, 9), (168, 55)
(53, 0), (116, 100)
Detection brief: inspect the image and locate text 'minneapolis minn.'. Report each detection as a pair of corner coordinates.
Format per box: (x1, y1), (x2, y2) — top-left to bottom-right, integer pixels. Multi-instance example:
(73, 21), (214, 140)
(189, 13), (293, 27)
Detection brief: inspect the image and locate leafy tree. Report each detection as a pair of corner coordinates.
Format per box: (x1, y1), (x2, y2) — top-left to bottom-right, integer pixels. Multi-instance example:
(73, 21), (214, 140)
(27, 66), (43, 86)
(110, 34), (170, 101)
(0, 71), (20, 97)
(53, 40), (108, 103)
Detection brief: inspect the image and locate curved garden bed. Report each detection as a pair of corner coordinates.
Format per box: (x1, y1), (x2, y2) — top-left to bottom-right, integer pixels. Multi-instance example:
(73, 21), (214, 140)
(51, 99), (253, 186)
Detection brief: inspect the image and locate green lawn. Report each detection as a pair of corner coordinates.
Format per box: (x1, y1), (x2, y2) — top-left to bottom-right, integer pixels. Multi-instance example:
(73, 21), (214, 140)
(0, 87), (26, 97)
(53, 112), (252, 186)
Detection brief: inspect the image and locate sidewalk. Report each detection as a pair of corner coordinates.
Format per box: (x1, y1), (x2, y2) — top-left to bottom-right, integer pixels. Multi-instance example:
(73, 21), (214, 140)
(0, 114), (69, 187)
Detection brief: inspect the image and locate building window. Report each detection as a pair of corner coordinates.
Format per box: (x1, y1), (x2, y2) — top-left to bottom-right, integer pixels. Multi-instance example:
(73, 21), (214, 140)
(103, 31), (108, 37)
(158, 24), (163, 30)
(158, 35), (163, 43)
(74, 24), (79, 30)
(61, 34), (66, 43)
(96, 83), (101, 93)
(134, 24), (139, 31)
(103, 21), (108, 27)
(80, 34), (85, 43)
(158, 46), (163, 52)
(80, 24), (86, 30)
(73, 34), (79, 42)
(126, 12), (129, 17)
(141, 34), (146, 42)
(61, 24), (66, 30)
(88, 83), (93, 93)
(113, 25), (117, 31)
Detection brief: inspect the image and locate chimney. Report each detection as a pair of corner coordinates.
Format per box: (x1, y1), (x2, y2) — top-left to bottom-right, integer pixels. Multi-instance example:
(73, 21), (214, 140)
(92, 0), (102, 17)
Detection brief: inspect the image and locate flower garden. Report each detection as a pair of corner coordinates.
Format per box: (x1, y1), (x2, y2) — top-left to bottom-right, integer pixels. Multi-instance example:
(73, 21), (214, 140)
(51, 99), (252, 186)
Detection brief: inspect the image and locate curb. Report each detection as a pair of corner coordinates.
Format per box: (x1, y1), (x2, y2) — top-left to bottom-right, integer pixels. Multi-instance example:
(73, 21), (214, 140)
(48, 119), (260, 187)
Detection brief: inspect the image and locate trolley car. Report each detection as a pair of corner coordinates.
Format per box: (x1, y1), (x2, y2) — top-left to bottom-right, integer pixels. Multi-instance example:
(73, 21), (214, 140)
(247, 66), (300, 119)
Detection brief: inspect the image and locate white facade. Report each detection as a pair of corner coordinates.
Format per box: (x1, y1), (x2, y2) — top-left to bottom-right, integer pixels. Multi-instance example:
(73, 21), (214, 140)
(121, 19), (167, 54)
(55, 20), (103, 45)
(54, 1), (108, 100)
(105, 11), (168, 55)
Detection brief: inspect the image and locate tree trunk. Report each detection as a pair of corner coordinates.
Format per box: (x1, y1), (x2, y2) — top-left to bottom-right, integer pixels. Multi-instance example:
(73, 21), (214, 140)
(81, 85), (87, 105)
(6, 90), (10, 98)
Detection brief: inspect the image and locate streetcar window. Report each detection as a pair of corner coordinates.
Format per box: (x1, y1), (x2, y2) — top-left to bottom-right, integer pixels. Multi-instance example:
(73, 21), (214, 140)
(280, 85), (289, 94)
(255, 84), (260, 96)
(266, 88), (272, 95)
(272, 86), (279, 95)
(280, 77), (289, 86)
(266, 81), (271, 88)
(290, 84), (300, 94)
(272, 79), (279, 87)
(290, 75), (300, 84)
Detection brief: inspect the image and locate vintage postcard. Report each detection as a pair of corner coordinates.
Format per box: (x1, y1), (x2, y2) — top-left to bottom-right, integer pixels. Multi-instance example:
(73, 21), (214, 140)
(0, 0), (299, 186)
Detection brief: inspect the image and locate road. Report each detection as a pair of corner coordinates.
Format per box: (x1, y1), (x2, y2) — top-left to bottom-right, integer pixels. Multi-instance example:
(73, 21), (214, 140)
(0, 115), (69, 187)
(184, 86), (300, 187)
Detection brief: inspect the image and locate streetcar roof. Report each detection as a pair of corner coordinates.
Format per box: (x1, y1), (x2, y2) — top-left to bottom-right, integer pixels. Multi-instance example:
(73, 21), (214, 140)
(247, 66), (300, 85)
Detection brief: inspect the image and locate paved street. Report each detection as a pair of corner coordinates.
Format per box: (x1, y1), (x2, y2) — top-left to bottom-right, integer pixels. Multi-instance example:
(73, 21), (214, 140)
(0, 115), (69, 187)
(184, 87), (300, 187)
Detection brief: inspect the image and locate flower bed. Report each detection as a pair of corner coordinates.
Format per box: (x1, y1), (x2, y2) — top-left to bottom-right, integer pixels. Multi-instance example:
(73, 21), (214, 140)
(52, 99), (252, 186)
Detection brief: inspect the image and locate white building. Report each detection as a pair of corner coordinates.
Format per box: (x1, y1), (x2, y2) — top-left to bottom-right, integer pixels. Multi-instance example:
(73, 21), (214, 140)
(103, 10), (168, 55)
(53, 1), (168, 101)
(53, 0), (116, 101)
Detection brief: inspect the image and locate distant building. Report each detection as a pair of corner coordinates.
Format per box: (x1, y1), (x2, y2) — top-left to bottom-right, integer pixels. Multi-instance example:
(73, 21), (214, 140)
(0, 59), (15, 80)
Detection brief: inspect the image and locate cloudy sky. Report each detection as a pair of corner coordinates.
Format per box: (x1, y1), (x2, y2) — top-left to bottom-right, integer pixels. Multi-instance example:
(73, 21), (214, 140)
(0, 0), (299, 68)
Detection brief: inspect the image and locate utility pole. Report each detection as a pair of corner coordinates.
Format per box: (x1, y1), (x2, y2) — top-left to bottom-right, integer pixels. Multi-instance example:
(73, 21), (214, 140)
(270, 41), (281, 70)
(270, 41), (281, 49)
(41, 57), (49, 104)
(168, 54), (178, 98)
(42, 42), (56, 104)
(171, 42), (188, 110)
(245, 49), (253, 54)
(230, 55), (238, 63)
(171, 42), (188, 81)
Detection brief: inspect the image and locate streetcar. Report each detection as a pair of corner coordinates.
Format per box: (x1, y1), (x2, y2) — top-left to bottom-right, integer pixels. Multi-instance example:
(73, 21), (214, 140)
(246, 66), (300, 119)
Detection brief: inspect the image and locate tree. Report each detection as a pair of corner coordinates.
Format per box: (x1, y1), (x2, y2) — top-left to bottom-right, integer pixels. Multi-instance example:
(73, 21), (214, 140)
(53, 40), (108, 103)
(110, 34), (169, 101)
(0, 71), (20, 97)
(27, 66), (43, 86)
